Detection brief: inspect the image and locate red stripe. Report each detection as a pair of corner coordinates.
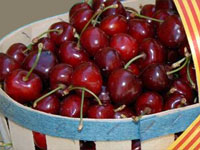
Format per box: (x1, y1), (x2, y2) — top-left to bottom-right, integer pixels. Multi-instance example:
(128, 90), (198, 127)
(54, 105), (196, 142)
(178, 0), (200, 70)
(173, 119), (200, 150)
(196, 0), (200, 11)
(183, 131), (200, 150)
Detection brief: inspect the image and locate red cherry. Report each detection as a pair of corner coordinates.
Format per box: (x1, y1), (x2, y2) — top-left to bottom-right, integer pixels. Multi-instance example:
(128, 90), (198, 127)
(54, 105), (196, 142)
(167, 49), (180, 64)
(58, 41), (89, 68)
(6, 43), (27, 64)
(71, 62), (103, 97)
(69, 2), (92, 18)
(94, 47), (123, 77)
(108, 68), (142, 105)
(99, 15), (128, 36)
(114, 107), (134, 119)
(70, 8), (94, 33)
(80, 27), (109, 56)
(155, 0), (176, 11)
(0, 53), (20, 82)
(178, 41), (191, 57)
(97, 85), (111, 104)
(92, 0), (106, 11)
(128, 19), (154, 44)
(34, 94), (60, 114)
(140, 4), (156, 24)
(60, 94), (90, 118)
(33, 131), (47, 150)
(87, 104), (115, 119)
(80, 141), (95, 150)
(48, 21), (75, 45)
(135, 92), (163, 115)
(4, 69), (42, 104)
(23, 50), (57, 80)
(132, 140), (141, 150)
(110, 33), (138, 62)
(127, 64), (140, 76)
(157, 15), (186, 48)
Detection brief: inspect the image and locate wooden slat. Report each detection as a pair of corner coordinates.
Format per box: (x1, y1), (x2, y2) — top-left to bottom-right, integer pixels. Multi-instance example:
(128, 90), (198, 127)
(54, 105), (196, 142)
(8, 120), (35, 150)
(95, 141), (131, 150)
(141, 134), (174, 150)
(46, 135), (79, 150)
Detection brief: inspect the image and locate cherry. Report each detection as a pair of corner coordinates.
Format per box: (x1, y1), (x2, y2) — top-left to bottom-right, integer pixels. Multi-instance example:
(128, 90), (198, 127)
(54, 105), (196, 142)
(94, 47), (123, 77)
(69, 2), (92, 18)
(110, 33), (138, 62)
(0, 53), (20, 82)
(58, 41), (89, 68)
(137, 38), (166, 69)
(4, 69), (42, 104)
(99, 15), (128, 36)
(97, 85), (111, 104)
(80, 141), (95, 150)
(70, 8), (94, 33)
(92, 0), (106, 11)
(87, 103), (115, 119)
(71, 62), (103, 97)
(127, 64), (140, 76)
(128, 19), (154, 44)
(135, 92), (163, 116)
(23, 50), (57, 80)
(32, 37), (56, 53)
(33, 131), (47, 150)
(60, 94), (90, 118)
(167, 49), (180, 64)
(178, 41), (191, 57)
(157, 15), (186, 48)
(155, 0), (176, 11)
(114, 107), (134, 119)
(140, 4), (156, 24)
(48, 21), (75, 45)
(6, 43), (27, 64)
(34, 94), (60, 114)
(164, 93), (188, 110)
(80, 27), (109, 56)
(108, 68), (142, 105)
(141, 64), (170, 92)
(132, 140), (141, 150)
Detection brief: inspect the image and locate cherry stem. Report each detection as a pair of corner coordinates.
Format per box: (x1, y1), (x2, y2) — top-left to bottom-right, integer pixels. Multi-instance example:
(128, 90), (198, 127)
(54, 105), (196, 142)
(114, 105), (126, 112)
(32, 29), (62, 44)
(23, 43), (33, 53)
(132, 107), (151, 122)
(0, 141), (12, 148)
(78, 90), (85, 131)
(126, 9), (163, 23)
(125, 6), (138, 13)
(33, 84), (66, 108)
(177, 98), (187, 108)
(171, 57), (186, 68)
(68, 86), (102, 105)
(23, 43), (43, 81)
(120, 114), (127, 119)
(124, 53), (146, 69)
(93, 4), (119, 26)
(187, 57), (196, 89)
(167, 56), (191, 75)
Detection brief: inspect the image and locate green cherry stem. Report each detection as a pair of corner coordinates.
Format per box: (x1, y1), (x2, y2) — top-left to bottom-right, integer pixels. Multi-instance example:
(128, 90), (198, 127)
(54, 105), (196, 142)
(132, 107), (151, 122)
(124, 53), (146, 69)
(187, 57), (196, 89)
(114, 105), (126, 112)
(23, 43), (43, 81)
(171, 57), (186, 68)
(78, 90), (85, 131)
(68, 86), (102, 105)
(33, 84), (66, 108)
(23, 43), (33, 53)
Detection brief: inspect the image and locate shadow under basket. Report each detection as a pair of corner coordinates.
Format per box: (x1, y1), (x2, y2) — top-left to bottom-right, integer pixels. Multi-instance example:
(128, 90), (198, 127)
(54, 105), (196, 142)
(0, 0), (200, 150)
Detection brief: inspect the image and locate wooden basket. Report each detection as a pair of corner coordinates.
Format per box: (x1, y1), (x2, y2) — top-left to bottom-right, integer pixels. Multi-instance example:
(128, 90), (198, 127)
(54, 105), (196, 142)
(0, 0), (200, 150)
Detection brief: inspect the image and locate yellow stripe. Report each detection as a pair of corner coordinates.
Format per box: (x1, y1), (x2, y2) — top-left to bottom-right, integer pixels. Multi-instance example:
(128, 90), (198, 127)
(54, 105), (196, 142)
(189, 135), (200, 150)
(191, 0), (200, 25)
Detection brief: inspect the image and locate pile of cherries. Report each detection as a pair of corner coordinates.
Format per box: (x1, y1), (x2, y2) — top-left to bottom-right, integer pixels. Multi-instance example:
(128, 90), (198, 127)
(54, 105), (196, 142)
(0, 0), (198, 149)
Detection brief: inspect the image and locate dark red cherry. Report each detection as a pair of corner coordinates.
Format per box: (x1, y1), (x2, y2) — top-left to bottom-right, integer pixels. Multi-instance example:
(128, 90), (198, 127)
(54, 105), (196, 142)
(23, 50), (57, 80)
(128, 19), (154, 44)
(34, 94), (60, 114)
(87, 104), (115, 119)
(137, 38), (166, 69)
(155, 0), (176, 11)
(4, 69), (42, 104)
(80, 141), (96, 150)
(114, 107), (134, 119)
(0, 53), (20, 82)
(32, 37), (56, 53)
(70, 8), (94, 33)
(135, 92), (163, 116)
(98, 85), (111, 104)
(92, 0), (106, 11)
(58, 41), (89, 68)
(48, 21), (75, 45)
(33, 132), (47, 150)
(60, 94), (90, 118)
(141, 64), (170, 92)
(94, 47), (123, 77)
(178, 41), (191, 57)
(99, 15), (128, 36)
(170, 80), (194, 103)
(110, 33), (138, 62)
(127, 64), (140, 76)
(132, 140), (141, 150)
(164, 93), (188, 110)
(80, 27), (109, 56)
(6, 43), (27, 64)
(157, 15), (186, 48)
(167, 49), (180, 64)
(69, 2), (92, 18)
(140, 4), (156, 24)
(71, 62), (103, 97)
(108, 68), (142, 105)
